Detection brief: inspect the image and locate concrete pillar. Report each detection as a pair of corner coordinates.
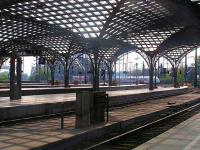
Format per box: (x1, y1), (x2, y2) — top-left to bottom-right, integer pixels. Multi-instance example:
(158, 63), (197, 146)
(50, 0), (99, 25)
(149, 58), (154, 90)
(76, 91), (107, 128)
(75, 92), (91, 128)
(10, 55), (16, 100)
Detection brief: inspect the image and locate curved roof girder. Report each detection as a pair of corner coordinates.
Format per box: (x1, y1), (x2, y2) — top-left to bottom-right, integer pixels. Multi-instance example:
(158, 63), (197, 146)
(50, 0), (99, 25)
(0, 10), (83, 39)
(155, 0), (200, 26)
(0, 0), (199, 63)
(157, 26), (200, 55)
(85, 38), (142, 63)
(2, 0), (196, 41)
(0, 10), (87, 56)
(2, 40), (63, 60)
(163, 45), (199, 67)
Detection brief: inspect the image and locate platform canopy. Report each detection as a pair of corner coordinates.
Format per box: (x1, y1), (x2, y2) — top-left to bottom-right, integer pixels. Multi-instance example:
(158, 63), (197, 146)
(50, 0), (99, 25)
(0, 0), (199, 65)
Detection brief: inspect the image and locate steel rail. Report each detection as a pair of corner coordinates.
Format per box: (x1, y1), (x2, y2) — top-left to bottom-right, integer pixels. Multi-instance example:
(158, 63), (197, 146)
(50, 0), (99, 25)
(84, 101), (200, 150)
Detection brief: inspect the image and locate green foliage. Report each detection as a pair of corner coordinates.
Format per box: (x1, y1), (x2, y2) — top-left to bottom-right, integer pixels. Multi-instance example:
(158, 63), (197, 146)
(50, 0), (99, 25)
(160, 67), (184, 85)
(160, 74), (172, 84)
(29, 75), (36, 81)
(39, 67), (51, 81)
(0, 71), (9, 81)
(177, 67), (184, 85)
(29, 66), (51, 81)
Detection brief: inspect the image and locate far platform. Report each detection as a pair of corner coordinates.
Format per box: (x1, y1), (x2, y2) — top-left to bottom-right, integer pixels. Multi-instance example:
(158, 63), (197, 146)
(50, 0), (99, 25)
(136, 110), (200, 150)
(0, 86), (190, 121)
(0, 86), (188, 108)
(0, 84), (148, 97)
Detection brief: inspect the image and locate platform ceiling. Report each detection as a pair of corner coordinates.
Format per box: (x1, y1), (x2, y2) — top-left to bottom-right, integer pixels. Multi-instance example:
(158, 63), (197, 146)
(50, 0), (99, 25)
(0, 0), (199, 64)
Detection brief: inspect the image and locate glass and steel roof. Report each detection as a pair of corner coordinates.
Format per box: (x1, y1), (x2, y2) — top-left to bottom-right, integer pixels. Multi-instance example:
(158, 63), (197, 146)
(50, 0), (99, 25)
(0, 0), (199, 64)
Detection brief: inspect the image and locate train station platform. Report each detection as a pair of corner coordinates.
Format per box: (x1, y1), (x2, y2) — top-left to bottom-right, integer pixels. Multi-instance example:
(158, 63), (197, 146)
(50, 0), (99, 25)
(0, 87), (189, 121)
(0, 91), (199, 150)
(136, 110), (200, 150)
(0, 84), (148, 97)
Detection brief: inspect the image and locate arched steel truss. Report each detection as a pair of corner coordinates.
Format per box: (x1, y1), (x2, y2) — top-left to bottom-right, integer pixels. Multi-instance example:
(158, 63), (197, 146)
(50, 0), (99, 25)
(0, 0), (200, 90)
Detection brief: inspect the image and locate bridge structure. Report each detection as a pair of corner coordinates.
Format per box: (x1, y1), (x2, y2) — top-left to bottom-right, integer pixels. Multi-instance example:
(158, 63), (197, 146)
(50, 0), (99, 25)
(0, 0), (199, 100)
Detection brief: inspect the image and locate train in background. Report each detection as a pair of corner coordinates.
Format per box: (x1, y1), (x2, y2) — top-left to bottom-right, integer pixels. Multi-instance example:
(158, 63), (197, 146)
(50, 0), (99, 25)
(72, 75), (160, 85)
(115, 75), (160, 85)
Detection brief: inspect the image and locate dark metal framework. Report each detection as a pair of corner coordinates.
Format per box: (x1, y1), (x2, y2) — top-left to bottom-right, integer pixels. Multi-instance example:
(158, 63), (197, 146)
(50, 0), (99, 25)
(0, 0), (200, 93)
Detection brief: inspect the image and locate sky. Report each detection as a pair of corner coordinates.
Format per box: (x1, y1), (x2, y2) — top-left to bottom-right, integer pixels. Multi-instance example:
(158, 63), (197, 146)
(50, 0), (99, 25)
(1, 48), (200, 76)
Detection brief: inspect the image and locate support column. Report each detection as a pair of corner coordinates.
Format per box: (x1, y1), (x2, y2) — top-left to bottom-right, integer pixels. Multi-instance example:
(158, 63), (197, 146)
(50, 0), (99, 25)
(64, 60), (69, 87)
(114, 61), (117, 81)
(149, 58), (154, 90)
(108, 66), (113, 86)
(84, 55), (87, 84)
(157, 59), (160, 78)
(154, 62), (157, 88)
(10, 55), (16, 100)
(50, 67), (55, 85)
(184, 56), (187, 84)
(16, 57), (22, 99)
(0, 59), (3, 69)
(172, 67), (179, 88)
(93, 50), (99, 91)
(194, 49), (198, 88)
(46, 65), (49, 82)
(36, 56), (39, 81)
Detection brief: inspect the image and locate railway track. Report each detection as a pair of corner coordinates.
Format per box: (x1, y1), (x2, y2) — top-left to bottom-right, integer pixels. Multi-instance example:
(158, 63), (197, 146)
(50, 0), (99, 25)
(81, 102), (200, 150)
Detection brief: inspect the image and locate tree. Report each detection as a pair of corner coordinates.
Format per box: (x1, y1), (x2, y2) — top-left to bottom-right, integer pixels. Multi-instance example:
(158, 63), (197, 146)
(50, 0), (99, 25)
(0, 71), (9, 81)
(177, 67), (184, 86)
(160, 74), (173, 84)
(29, 65), (51, 81)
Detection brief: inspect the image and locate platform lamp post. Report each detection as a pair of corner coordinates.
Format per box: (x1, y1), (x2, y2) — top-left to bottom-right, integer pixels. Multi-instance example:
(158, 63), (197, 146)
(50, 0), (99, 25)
(194, 49), (198, 88)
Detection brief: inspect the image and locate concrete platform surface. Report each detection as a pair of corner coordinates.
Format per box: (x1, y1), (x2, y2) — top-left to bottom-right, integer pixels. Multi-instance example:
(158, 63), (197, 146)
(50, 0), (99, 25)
(0, 92), (199, 150)
(0, 86), (187, 108)
(135, 111), (200, 150)
(0, 83), (142, 89)
(0, 87), (189, 122)
(0, 84), (148, 97)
